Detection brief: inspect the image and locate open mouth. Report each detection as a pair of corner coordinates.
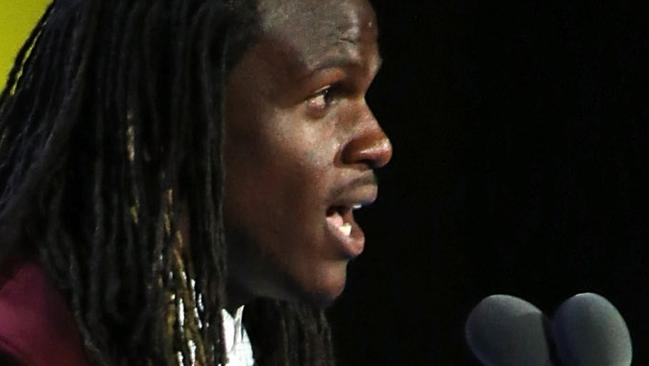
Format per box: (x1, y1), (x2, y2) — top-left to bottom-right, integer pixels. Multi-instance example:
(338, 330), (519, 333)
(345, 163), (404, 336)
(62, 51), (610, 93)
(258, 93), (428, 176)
(325, 203), (366, 258)
(326, 203), (364, 238)
(326, 205), (355, 237)
(324, 182), (377, 257)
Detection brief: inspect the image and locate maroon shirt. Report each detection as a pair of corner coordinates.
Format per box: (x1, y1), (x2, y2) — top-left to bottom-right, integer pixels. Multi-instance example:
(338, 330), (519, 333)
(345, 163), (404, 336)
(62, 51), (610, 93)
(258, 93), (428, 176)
(0, 261), (90, 366)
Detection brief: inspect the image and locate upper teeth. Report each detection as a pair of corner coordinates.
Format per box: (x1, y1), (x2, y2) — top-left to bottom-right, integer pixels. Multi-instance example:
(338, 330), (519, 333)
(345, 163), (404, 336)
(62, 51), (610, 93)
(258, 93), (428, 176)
(352, 204), (362, 210)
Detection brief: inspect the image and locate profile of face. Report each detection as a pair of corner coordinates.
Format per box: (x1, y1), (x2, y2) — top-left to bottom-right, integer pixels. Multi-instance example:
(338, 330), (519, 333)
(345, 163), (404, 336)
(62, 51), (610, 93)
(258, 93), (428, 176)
(223, 0), (392, 306)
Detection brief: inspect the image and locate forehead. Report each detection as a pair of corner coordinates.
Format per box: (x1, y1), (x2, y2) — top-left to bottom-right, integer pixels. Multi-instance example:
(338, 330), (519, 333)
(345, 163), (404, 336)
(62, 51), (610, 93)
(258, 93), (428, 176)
(257, 0), (377, 33)
(254, 0), (379, 72)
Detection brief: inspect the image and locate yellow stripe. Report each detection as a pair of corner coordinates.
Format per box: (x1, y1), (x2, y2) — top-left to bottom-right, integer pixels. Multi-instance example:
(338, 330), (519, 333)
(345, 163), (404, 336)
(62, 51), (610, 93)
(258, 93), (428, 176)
(0, 0), (51, 90)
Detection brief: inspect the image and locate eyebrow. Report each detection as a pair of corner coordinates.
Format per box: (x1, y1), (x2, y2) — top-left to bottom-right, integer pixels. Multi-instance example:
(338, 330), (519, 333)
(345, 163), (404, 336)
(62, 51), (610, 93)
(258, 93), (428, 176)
(303, 53), (384, 79)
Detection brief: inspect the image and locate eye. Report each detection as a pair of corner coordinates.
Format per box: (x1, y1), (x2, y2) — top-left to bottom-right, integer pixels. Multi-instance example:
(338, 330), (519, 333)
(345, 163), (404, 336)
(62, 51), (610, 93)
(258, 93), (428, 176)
(306, 85), (338, 114)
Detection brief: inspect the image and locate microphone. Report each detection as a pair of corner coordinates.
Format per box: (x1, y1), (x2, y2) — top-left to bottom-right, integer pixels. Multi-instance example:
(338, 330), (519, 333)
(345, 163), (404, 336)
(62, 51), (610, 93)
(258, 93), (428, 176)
(552, 293), (633, 366)
(465, 295), (556, 366)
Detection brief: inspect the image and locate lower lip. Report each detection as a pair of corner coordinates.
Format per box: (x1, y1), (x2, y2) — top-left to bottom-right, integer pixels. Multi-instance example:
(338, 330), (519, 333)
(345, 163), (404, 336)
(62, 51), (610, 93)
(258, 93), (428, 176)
(325, 214), (365, 258)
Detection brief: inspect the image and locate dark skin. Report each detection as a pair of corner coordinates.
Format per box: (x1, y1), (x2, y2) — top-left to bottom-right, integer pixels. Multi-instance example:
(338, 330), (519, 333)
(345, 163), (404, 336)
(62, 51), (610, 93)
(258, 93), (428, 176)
(223, 0), (392, 308)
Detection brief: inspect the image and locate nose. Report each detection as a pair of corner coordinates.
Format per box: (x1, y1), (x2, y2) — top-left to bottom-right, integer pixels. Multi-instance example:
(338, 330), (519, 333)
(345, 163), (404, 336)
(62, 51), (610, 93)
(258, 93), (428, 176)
(341, 106), (393, 169)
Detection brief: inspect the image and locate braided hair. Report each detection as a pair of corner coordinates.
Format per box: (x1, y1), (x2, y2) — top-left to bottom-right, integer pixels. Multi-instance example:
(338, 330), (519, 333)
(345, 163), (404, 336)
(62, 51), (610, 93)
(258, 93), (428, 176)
(0, 0), (335, 364)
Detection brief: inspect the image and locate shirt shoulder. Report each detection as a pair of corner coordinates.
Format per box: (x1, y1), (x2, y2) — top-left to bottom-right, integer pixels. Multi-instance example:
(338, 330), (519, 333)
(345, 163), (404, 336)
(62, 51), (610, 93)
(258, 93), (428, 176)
(0, 261), (90, 366)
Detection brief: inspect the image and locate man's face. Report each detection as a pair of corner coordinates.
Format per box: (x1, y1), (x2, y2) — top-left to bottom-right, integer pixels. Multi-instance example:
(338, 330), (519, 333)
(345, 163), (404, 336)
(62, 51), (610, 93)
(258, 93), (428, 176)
(223, 0), (392, 306)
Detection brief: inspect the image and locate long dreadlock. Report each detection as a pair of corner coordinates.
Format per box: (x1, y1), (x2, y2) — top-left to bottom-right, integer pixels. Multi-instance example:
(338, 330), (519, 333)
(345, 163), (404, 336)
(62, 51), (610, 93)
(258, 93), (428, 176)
(0, 0), (335, 365)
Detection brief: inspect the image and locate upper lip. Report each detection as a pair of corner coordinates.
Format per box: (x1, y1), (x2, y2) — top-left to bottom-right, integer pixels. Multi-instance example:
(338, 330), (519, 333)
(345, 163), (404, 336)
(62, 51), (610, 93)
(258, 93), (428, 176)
(327, 174), (379, 210)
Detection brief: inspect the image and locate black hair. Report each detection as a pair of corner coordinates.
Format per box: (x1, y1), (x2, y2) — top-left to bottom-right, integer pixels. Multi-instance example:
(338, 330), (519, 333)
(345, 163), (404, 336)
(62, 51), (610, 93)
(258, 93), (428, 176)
(0, 0), (335, 364)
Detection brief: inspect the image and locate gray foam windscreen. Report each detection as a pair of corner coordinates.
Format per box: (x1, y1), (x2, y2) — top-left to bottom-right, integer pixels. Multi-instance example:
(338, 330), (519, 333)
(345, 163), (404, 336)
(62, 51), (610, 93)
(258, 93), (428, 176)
(465, 295), (554, 366)
(552, 293), (632, 366)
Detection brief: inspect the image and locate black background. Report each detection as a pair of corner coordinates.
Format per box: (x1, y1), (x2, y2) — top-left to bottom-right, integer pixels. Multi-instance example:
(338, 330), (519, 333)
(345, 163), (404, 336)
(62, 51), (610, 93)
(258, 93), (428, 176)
(330, 1), (649, 365)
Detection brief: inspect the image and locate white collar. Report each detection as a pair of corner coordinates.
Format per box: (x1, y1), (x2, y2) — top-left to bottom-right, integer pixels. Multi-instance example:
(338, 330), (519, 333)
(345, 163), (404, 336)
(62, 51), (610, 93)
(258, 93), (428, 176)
(221, 306), (255, 366)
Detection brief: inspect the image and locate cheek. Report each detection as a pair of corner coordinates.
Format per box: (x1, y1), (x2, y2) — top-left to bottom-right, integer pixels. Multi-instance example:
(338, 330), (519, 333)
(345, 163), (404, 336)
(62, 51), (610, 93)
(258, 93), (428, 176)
(231, 113), (337, 191)
(224, 120), (332, 229)
(223, 105), (348, 293)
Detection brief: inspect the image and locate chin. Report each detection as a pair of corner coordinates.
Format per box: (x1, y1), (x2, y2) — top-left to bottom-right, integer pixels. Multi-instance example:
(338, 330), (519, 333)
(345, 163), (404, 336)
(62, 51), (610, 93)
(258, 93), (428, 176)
(294, 267), (349, 307)
(234, 253), (351, 307)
